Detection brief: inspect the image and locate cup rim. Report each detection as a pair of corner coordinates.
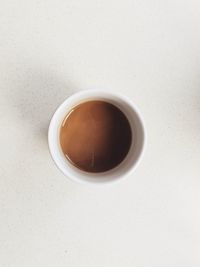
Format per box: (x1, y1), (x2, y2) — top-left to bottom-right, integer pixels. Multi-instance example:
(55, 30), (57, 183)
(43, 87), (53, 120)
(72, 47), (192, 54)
(48, 89), (146, 185)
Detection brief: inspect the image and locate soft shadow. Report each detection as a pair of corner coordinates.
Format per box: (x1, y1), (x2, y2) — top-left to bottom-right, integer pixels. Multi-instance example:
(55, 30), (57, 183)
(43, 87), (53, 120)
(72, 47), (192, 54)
(15, 68), (77, 139)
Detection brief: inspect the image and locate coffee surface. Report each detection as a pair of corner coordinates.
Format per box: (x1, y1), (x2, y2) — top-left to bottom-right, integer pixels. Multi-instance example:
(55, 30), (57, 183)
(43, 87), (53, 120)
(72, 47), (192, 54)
(60, 101), (132, 172)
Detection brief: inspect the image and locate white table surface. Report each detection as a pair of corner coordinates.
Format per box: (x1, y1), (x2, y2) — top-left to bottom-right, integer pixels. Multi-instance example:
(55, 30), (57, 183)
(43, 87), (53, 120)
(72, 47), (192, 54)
(1, 0), (200, 266)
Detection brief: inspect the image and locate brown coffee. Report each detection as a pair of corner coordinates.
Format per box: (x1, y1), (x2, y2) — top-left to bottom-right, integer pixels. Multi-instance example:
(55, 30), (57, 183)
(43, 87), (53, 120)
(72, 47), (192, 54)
(60, 101), (132, 173)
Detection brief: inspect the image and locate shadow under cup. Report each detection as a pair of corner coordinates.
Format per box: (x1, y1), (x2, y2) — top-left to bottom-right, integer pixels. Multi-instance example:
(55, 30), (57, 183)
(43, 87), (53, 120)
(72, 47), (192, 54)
(48, 90), (145, 184)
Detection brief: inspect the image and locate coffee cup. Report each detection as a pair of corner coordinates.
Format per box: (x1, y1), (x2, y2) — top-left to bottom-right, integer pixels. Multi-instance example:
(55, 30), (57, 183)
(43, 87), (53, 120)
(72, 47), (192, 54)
(48, 90), (146, 185)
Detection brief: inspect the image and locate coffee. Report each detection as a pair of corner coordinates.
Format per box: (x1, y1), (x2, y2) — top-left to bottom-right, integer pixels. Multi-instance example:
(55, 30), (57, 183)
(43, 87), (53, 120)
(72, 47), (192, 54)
(60, 100), (132, 173)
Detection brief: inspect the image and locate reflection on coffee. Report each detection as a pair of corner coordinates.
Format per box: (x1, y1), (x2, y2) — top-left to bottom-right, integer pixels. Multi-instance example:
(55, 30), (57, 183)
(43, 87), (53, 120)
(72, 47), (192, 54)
(60, 101), (132, 173)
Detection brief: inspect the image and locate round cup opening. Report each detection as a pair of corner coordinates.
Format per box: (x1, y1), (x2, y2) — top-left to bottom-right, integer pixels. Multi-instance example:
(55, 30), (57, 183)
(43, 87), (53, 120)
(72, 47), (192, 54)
(48, 90), (146, 185)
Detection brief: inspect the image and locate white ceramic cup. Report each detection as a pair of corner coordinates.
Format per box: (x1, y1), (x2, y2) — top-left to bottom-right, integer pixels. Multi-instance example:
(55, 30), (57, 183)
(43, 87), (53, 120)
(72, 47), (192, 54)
(48, 90), (146, 185)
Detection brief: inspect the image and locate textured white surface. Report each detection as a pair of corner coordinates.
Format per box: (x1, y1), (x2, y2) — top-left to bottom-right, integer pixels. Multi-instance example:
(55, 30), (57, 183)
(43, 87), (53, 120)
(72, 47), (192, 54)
(0, 0), (200, 266)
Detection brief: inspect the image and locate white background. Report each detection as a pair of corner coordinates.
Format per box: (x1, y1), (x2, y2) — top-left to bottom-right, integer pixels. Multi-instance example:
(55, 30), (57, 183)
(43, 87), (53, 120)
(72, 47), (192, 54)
(0, 0), (200, 266)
